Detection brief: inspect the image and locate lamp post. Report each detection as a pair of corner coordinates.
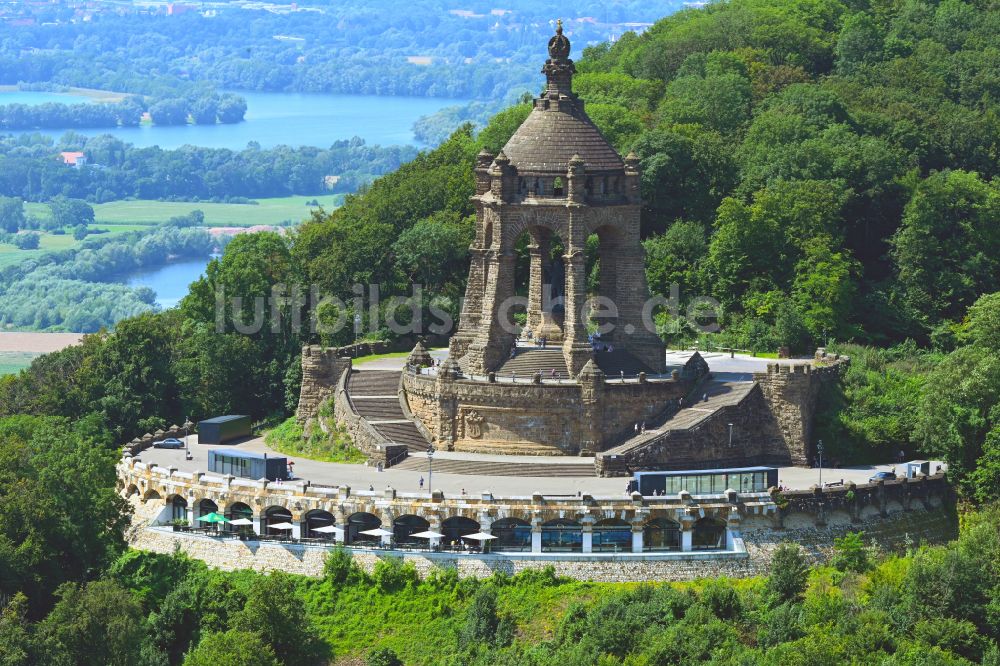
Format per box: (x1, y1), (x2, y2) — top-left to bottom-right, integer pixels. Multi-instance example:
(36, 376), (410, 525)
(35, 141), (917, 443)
(817, 440), (824, 488)
(427, 445), (434, 495)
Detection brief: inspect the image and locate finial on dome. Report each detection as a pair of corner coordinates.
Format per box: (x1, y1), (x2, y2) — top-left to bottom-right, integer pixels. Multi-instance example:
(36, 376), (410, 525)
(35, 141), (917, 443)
(548, 19), (571, 61)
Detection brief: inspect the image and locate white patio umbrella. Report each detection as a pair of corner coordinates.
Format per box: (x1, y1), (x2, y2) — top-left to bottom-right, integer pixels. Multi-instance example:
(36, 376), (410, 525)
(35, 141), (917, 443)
(462, 532), (498, 541)
(269, 522), (295, 530)
(359, 527), (394, 538)
(312, 525), (344, 534)
(410, 530), (445, 539)
(229, 518), (254, 526)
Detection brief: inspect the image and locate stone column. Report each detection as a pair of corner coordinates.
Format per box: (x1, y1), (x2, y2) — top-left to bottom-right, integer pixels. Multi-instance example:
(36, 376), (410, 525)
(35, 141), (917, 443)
(451, 247), (489, 360)
(531, 520), (542, 553)
(252, 513), (263, 536)
(581, 523), (593, 554)
(680, 515), (695, 552)
(525, 236), (549, 339)
(292, 516), (304, 540)
(186, 504), (195, 528)
(466, 250), (518, 373)
(631, 521), (644, 553)
(561, 237), (594, 375)
(726, 509), (741, 551)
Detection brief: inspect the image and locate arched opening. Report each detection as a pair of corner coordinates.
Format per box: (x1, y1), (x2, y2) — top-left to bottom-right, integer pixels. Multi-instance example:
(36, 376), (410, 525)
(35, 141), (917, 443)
(553, 176), (564, 197)
(442, 516), (479, 548)
(593, 518), (631, 552)
(226, 502), (253, 534)
(143, 489), (161, 502)
(541, 519), (582, 552)
(305, 509), (336, 539)
(124, 484), (139, 498)
(491, 517), (531, 552)
(264, 506), (293, 538)
(643, 517), (681, 551)
(347, 512), (381, 545)
(513, 226), (566, 346)
(392, 514), (430, 546)
(197, 499), (219, 531)
(167, 495), (187, 522)
(692, 517), (727, 550)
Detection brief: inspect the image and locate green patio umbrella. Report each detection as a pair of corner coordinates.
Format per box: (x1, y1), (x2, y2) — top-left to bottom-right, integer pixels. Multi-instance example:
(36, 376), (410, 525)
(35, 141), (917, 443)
(197, 512), (230, 524)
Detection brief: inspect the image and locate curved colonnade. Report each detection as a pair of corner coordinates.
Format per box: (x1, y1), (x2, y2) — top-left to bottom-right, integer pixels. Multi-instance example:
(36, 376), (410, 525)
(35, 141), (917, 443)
(120, 457), (762, 558)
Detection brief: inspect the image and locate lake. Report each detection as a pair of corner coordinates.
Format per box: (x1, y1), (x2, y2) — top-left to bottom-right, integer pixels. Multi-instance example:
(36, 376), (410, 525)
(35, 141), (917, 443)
(126, 258), (212, 309)
(1, 90), (467, 149)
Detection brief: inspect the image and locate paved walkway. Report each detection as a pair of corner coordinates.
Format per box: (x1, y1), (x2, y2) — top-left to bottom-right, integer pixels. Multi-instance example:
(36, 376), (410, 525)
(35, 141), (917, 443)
(137, 350), (883, 496)
(139, 436), (899, 496)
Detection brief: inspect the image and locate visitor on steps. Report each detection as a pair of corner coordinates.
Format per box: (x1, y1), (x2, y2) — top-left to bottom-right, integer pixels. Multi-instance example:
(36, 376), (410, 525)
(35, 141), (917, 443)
(419, 476), (424, 490)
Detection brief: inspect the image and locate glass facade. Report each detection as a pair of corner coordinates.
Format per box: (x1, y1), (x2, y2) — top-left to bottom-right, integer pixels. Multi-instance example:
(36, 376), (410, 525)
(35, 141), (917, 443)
(210, 453), (252, 478)
(648, 470), (772, 495)
(493, 519), (532, 552)
(592, 521), (632, 552)
(541, 520), (583, 552)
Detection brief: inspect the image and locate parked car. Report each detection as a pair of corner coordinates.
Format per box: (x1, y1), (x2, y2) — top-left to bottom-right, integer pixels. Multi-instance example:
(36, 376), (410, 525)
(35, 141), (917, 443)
(153, 438), (184, 449)
(869, 470), (897, 482)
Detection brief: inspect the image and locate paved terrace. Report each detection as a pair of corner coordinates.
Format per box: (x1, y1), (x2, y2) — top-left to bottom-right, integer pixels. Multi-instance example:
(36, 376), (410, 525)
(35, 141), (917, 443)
(137, 350), (896, 495)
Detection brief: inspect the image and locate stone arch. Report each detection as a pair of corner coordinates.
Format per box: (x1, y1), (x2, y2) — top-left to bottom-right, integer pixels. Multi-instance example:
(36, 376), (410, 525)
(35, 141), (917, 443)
(692, 517), (727, 550)
(142, 488), (161, 502)
(593, 517), (631, 552)
(124, 483), (140, 499)
(346, 511), (381, 545)
(541, 518), (582, 552)
(226, 502), (253, 533)
(643, 516), (681, 551)
(504, 210), (567, 251)
(263, 505), (293, 537)
(441, 516), (479, 547)
(393, 514), (430, 545)
(165, 494), (187, 522)
(197, 498), (218, 516)
(304, 509), (336, 539)
(491, 517), (531, 552)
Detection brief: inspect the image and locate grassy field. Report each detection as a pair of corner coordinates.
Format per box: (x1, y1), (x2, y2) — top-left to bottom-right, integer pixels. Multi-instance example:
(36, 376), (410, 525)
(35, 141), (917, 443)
(0, 351), (40, 376)
(0, 225), (153, 269)
(26, 195), (344, 228)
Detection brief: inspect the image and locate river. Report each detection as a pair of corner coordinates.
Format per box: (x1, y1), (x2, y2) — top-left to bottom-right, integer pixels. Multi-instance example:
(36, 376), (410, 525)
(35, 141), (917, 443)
(1, 90), (467, 149)
(126, 258), (214, 309)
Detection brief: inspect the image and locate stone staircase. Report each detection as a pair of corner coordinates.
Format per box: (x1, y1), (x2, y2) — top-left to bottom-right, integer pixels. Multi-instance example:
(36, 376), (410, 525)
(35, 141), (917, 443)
(596, 380), (758, 475)
(496, 347), (568, 377)
(345, 369), (431, 453)
(392, 454), (597, 477)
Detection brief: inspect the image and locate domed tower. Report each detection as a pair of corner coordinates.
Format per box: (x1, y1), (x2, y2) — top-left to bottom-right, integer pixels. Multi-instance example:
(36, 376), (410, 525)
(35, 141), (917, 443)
(450, 21), (665, 377)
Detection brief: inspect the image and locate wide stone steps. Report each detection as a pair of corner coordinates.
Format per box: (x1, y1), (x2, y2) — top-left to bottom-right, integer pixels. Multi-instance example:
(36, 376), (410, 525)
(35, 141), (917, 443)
(345, 369), (432, 453)
(392, 455), (596, 477)
(496, 348), (569, 377)
(371, 422), (432, 452)
(346, 370), (403, 396)
(602, 380), (756, 457)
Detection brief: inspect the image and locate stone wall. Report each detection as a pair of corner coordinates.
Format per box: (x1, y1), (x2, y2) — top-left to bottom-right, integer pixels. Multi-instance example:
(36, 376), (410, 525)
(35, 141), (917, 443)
(296, 345), (351, 425)
(119, 459), (954, 582)
(596, 358), (849, 475)
(330, 359), (407, 466)
(401, 366), (689, 456)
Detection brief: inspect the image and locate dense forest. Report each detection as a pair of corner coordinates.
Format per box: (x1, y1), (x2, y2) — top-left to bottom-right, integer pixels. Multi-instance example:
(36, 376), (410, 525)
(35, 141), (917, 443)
(2, 0), (1000, 663)
(0, 1), (683, 100)
(0, 90), (248, 131)
(0, 223), (215, 332)
(0, 133), (416, 202)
